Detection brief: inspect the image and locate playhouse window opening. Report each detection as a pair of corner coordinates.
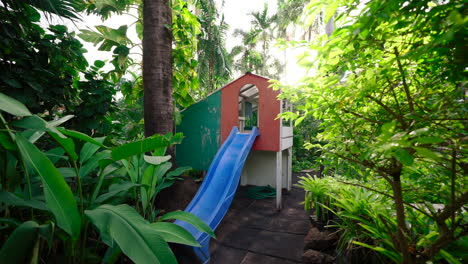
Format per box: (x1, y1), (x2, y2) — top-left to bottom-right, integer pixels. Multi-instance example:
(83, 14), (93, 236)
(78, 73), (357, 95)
(238, 84), (259, 132)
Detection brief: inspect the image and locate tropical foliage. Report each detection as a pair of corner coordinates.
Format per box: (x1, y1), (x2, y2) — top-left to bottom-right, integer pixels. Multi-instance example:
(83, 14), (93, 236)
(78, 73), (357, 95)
(0, 1), (214, 263)
(196, 0), (232, 97)
(280, 0), (467, 263)
(0, 3), (117, 136)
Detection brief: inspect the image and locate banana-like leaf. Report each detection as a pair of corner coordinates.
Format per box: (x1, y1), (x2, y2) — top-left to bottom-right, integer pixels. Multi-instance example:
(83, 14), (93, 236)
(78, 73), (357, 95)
(16, 134), (81, 240)
(94, 182), (140, 204)
(0, 191), (49, 211)
(13, 115), (69, 138)
(167, 166), (191, 178)
(80, 137), (106, 164)
(85, 204), (177, 264)
(141, 165), (155, 211)
(0, 92), (31, 116)
(0, 221), (39, 264)
(159, 211), (215, 238)
(48, 131), (78, 162)
(79, 151), (111, 178)
(45, 147), (66, 164)
(57, 128), (107, 148)
(111, 135), (169, 161)
(0, 221), (54, 263)
(150, 222), (200, 247)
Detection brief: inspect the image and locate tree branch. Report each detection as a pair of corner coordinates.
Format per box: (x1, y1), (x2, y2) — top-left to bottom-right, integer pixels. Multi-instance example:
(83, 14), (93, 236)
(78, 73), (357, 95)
(342, 109), (384, 124)
(394, 47), (414, 112)
(331, 152), (393, 183)
(366, 95), (408, 129)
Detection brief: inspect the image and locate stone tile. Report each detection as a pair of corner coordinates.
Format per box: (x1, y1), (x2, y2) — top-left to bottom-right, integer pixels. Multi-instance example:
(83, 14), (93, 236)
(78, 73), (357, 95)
(249, 230), (305, 262)
(263, 217), (310, 235)
(209, 244), (247, 264)
(222, 209), (272, 228)
(277, 205), (310, 220)
(283, 190), (306, 207)
(240, 252), (298, 264)
(230, 188), (255, 211)
(213, 220), (242, 243)
(247, 199), (278, 215)
(217, 225), (261, 250)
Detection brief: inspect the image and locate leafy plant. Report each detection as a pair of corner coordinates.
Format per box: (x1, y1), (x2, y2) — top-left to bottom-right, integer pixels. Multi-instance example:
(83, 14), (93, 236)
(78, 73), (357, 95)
(0, 93), (212, 263)
(278, 1), (467, 262)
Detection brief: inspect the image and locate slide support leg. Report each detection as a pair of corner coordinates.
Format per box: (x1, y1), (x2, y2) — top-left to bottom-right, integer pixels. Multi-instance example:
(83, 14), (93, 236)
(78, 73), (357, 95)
(276, 151), (282, 210)
(287, 147), (292, 191)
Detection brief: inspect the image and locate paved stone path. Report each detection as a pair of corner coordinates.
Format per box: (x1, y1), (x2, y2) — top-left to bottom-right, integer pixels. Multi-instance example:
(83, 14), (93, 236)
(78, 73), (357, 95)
(208, 174), (310, 264)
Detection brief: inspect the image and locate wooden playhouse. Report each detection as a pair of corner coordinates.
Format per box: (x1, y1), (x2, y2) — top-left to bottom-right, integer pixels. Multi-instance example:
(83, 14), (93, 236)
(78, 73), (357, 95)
(176, 73), (293, 208)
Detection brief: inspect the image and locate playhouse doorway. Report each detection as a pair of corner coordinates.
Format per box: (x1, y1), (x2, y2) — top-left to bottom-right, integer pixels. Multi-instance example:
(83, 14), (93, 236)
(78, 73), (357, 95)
(238, 84), (259, 132)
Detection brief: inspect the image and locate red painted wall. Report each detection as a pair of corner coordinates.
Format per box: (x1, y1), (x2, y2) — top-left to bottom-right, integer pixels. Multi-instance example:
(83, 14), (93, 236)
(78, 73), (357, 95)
(221, 73), (280, 152)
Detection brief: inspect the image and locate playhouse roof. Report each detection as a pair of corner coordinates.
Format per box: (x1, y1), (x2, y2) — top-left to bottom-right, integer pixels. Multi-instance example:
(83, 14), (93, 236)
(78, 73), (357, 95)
(181, 72), (276, 112)
(205, 72), (274, 99)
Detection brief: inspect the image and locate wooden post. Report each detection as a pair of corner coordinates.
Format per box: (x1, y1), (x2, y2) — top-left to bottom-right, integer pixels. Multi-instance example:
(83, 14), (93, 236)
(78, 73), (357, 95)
(276, 150), (282, 210)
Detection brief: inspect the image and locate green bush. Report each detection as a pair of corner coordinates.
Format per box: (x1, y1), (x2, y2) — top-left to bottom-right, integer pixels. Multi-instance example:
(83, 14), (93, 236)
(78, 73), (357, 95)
(297, 175), (467, 263)
(0, 93), (213, 263)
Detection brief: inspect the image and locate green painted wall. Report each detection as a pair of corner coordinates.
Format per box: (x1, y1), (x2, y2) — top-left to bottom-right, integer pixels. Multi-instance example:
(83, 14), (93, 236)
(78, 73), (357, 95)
(176, 90), (221, 171)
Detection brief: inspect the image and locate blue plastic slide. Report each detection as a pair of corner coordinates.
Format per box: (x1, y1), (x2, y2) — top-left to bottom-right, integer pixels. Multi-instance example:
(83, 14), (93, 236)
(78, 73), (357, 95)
(175, 126), (259, 263)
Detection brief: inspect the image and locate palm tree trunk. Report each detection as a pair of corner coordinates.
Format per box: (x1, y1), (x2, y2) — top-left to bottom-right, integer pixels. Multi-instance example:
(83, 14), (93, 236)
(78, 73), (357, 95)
(143, 0), (173, 137)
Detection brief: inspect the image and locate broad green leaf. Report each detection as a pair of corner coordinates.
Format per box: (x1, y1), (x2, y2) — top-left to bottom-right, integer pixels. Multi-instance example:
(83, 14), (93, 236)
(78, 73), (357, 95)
(48, 115), (75, 127)
(150, 222), (200, 247)
(16, 134), (81, 240)
(439, 249), (462, 264)
(0, 92), (31, 116)
(111, 136), (169, 161)
(94, 60), (105, 68)
(144, 155), (171, 165)
(0, 191), (48, 211)
(38, 222), (54, 250)
(57, 167), (76, 178)
(167, 166), (191, 178)
(85, 204), (177, 264)
(324, 1), (339, 23)
(80, 137), (106, 164)
(45, 147), (66, 164)
(102, 244), (122, 264)
(89, 163), (119, 206)
(94, 182), (140, 204)
(0, 218), (21, 227)
(48, 131), (78, 162)
(141, 165), (155, 211)
(414, 136), (444, 144)
(170, 133), (184, 144)
(0, 221), (39, 264)
(159, 211), (215, 238)
(380, 122), (396, 138)
(0, 132), (17, 151)
(153, 162), (172, 186)
(57, 128), (107, 148)
(393, 148), (414, 166)
(13, 115), (65, 138)
(79, 151), (111, 178)
(414, 147), (440, 161)
(17, 115), (74, 144)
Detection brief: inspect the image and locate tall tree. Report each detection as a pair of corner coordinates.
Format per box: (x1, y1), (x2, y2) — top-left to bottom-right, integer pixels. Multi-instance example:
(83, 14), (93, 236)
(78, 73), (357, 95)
(280, 0), (467, 262)
(143, 0), (173, 137)
(196, 0), (231, 97)
(249, 4), (277, 75)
